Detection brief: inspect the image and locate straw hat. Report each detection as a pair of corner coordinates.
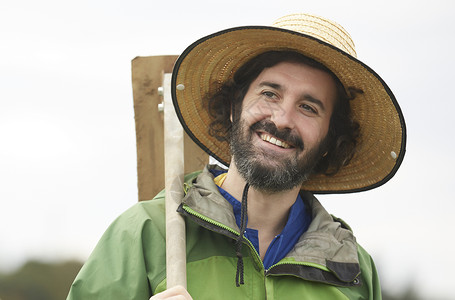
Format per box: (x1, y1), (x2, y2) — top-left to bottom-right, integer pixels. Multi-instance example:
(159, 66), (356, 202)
(171, 13), (406, 194)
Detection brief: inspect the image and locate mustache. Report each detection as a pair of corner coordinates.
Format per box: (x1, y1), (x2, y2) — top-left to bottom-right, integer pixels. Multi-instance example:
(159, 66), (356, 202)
(250, 120), (304, 150)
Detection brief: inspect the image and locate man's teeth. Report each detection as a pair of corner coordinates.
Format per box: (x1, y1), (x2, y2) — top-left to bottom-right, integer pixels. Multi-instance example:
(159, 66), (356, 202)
(260, 134), (291, 149)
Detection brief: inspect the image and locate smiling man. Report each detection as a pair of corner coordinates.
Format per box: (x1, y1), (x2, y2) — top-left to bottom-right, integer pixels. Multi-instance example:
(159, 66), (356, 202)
(228, 56), (337, 193)
(68, 13), (406, 300)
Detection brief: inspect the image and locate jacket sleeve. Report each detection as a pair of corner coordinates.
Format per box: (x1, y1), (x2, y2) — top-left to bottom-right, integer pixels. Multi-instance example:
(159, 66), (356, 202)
(66, 201), (166, 300)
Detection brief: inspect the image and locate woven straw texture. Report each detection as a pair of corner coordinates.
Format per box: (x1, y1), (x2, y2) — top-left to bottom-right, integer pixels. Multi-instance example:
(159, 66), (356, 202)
(172, 13), (406, 193)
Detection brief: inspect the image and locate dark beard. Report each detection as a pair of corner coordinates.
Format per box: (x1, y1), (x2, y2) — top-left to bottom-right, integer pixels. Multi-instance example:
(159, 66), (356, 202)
(230, 119), (327, 193)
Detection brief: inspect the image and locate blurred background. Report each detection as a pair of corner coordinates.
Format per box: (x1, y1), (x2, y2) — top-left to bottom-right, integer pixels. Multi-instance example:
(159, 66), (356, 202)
(1, 0), (454, 299)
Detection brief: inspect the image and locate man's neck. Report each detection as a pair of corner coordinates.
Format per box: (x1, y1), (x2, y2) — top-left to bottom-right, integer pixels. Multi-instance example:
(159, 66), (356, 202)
(221, 162), (301, 259)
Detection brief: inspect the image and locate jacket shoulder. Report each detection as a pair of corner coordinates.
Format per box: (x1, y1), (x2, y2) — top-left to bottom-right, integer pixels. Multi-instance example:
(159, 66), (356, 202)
(67, 199), (167, 299)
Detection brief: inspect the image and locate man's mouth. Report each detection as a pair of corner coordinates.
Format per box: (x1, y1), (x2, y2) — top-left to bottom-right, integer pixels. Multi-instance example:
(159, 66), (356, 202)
(259, 133), (292, 149)
(250, 120), (304, 150)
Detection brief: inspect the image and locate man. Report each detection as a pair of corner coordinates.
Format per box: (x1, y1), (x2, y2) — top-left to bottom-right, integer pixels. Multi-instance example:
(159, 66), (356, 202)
(68, 13), (406, 299)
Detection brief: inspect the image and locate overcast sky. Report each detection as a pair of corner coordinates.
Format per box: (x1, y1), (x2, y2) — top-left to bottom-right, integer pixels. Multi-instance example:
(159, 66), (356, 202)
(1, 0), (454, 299)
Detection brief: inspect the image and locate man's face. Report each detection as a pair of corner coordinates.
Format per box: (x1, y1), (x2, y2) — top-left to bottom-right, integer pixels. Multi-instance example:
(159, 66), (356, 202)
(230, 61), (337, 192)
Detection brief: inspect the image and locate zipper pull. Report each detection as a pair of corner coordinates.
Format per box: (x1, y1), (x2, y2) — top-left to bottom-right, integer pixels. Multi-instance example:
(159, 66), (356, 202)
(183, 182), (190, 195)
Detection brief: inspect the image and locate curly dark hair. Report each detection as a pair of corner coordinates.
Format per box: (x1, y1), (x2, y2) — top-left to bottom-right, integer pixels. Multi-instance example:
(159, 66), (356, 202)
(206, 50), (360, 176)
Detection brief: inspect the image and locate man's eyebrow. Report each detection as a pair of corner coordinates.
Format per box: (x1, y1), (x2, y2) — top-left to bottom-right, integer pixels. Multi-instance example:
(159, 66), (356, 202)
(258, 81), (282, 90)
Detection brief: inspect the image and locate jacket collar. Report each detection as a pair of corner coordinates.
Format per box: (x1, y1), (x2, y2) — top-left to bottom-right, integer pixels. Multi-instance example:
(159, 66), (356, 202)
(287, 191), (360, 282)
(181, 165), (360, 284)
(182, 165), (239, 232)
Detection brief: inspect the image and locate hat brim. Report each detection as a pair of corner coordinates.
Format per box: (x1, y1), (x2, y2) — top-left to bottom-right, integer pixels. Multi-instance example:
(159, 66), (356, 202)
(172, 26), (406, 194)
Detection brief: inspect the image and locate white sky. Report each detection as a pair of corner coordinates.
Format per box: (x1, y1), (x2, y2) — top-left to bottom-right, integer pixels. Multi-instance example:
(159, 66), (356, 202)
(1, 0), (454, 299)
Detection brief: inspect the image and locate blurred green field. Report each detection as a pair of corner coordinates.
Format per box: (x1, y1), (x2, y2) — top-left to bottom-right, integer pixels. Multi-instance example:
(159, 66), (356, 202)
(0, 261), (82, 300)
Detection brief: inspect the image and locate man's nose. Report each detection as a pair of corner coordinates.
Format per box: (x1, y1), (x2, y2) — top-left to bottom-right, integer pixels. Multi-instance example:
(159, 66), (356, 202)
(269, 103), (295, 130)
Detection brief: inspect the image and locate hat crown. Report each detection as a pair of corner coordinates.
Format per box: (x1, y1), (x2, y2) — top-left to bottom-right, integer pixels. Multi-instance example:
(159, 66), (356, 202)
(272, 13), (357, 58)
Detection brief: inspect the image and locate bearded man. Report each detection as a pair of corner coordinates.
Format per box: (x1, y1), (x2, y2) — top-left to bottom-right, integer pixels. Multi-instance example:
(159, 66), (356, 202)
(68, 13), (406, 300)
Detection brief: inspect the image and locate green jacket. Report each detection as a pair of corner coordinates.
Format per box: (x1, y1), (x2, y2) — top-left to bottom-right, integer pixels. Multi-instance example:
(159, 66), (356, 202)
(68, 167), (381, 299)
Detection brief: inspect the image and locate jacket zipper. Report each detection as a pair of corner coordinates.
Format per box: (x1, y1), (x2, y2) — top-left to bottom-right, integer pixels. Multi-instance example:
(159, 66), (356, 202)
(181, 204), (239, 235)
(180, 203), (359, 288)
(181, 204), (331, 274)
(180, 204), (265, 267)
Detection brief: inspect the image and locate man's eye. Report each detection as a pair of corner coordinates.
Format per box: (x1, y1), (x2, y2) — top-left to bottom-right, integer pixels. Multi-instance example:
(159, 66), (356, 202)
(262, 91), (277, 98)
(300, 104), (317, 114)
